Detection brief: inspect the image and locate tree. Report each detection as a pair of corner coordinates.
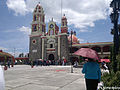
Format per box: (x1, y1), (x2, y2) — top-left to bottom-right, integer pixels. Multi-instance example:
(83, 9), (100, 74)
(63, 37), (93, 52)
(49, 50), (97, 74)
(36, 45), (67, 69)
(19, 53), (24, 57)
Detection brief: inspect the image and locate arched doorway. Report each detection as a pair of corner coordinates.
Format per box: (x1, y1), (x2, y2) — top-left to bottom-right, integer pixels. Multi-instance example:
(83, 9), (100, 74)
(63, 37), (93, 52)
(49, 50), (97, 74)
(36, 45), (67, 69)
(48, 54), (54, 60)
(48, 54), (54, 65)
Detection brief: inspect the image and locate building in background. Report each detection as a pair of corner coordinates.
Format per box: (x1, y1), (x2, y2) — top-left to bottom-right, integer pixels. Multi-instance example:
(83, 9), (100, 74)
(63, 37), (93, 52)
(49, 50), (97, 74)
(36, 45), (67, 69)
(0, 50), (15, 65)
(29, 3), (113, 64)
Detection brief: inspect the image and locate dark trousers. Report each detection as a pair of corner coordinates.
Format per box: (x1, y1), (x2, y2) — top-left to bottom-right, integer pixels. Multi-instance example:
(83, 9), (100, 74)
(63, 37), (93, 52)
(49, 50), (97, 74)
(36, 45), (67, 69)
(85, 79), (98, 90)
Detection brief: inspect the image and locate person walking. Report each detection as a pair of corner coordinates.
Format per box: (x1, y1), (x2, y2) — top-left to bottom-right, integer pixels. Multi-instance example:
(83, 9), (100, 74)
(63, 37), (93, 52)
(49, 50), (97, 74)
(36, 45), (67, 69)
(62, 60), (64, 66)
(7, 60), (10, 68)
(82, 58), (101, 90)
(102, 61), (108, 70)
(0, 65), (5, 90)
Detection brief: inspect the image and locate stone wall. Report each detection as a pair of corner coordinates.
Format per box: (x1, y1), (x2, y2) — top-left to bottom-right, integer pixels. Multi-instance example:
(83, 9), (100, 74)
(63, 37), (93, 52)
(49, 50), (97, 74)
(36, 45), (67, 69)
(29, 36), (42, 61)
(60, 35), (69, 61)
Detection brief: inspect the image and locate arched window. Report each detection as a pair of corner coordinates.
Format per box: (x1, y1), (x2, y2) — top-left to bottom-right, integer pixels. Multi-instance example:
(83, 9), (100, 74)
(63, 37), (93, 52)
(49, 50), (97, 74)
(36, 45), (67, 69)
(34, 15), (37, 21)
(50, 44), (53, 48)
(50, 30), (53, 35)
(42, 16), (44, 22)
(33, 25), (37, 31)
(42, 25), (44, 32)
(62, 22), (64, 26)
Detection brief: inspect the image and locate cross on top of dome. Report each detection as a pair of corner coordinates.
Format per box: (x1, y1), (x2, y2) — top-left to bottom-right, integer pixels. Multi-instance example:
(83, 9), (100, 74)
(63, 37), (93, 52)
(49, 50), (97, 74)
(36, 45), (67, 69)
(62, 14), (67, 19)
(37, 2), (41, 7)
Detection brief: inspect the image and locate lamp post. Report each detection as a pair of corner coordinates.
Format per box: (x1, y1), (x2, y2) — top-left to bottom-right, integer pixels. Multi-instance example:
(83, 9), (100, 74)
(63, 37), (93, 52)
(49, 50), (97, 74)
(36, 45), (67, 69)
(68, 30), (75, 73)
(110, 0), (120, 73)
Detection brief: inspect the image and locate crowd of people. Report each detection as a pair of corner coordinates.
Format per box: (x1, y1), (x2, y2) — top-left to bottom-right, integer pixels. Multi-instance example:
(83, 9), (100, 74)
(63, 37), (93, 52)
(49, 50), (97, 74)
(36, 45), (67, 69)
(32, 58), (68, 66)
(0, 56), (110, 90)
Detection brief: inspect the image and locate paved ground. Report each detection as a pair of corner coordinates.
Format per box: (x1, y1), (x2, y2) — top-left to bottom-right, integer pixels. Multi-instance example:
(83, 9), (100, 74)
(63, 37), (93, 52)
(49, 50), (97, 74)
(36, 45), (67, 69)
(4, 65), (86, 90)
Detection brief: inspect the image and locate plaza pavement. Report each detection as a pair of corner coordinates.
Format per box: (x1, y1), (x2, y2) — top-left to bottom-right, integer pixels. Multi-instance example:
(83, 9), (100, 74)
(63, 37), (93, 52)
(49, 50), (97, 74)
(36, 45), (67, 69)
(4, 65), (86, 90)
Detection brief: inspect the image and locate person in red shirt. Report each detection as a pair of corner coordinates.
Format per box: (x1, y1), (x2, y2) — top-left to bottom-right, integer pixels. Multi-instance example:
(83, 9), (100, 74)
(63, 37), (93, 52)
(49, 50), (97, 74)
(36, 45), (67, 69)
(64, 59), (67, 65)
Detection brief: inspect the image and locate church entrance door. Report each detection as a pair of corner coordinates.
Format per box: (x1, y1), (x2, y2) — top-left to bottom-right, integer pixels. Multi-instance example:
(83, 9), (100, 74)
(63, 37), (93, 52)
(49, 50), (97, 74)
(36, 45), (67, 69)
(48, 54), (55, 65)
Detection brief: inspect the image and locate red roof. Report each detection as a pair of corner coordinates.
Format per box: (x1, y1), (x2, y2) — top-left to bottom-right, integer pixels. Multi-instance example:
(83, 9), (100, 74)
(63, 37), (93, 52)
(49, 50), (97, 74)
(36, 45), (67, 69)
(72, 42), (113, 46)
(99, 59), (110, 63)
(15, 57), (29, 60)
(0, 50), (13, 57)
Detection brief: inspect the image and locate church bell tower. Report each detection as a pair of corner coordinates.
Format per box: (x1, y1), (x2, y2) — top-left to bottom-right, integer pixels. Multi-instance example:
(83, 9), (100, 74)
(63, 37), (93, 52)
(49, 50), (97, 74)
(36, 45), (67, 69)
(59, 14), (69, 61)
(61, 14), (68, 33)
(29, 2), (46, 61)
(31, 2), (46, 35)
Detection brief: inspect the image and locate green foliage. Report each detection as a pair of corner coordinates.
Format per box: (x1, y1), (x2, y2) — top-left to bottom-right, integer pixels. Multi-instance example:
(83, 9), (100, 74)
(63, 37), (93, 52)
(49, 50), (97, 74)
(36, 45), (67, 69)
(109, 45), (114, 71)
(101, 71), (120, 87)
(117, 52), (120, 71)
(19, 53), (24, 57)
(103, 40), (120, 87)
(110, 44), (120, 72)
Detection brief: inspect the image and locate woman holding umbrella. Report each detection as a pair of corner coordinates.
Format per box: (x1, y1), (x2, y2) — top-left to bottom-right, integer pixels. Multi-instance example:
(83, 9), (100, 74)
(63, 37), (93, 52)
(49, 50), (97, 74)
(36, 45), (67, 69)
(74, 48), (101, 90)
(82, 58), (101, 90)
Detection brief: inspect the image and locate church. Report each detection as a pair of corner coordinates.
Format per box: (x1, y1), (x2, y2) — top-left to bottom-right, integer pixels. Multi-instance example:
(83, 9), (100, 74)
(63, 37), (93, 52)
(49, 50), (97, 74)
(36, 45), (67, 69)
(29, 3), (113, 64)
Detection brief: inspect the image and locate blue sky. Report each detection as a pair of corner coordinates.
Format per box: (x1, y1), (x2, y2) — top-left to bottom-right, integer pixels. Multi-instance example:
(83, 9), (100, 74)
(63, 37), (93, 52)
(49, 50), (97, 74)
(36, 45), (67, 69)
(0, 0), (114, 56)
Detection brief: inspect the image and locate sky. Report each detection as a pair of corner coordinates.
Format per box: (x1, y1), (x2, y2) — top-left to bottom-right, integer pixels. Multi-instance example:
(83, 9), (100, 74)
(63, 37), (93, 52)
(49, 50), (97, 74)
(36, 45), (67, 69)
(0, 0), (115, 57)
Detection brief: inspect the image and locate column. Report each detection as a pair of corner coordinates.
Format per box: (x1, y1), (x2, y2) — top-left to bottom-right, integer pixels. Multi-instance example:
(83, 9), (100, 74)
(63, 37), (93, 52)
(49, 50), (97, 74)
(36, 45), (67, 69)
(58, 35), (61, 59)
(42, 37), (44, 59)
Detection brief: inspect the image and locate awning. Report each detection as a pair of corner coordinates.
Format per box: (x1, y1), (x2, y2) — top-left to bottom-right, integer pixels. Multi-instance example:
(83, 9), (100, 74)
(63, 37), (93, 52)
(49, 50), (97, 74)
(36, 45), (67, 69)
(99, 59), (110, 63)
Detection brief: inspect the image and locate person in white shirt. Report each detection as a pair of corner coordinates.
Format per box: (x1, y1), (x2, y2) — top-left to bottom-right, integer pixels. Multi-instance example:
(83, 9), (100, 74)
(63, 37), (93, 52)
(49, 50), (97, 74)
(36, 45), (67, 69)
(0, 65), (5, 90)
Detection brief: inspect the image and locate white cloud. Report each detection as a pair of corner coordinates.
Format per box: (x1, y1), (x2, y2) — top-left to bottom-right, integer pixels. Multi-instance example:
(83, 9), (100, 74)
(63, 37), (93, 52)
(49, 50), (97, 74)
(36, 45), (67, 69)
(0, 47), (8, 51)
(6, 0), (28, 16)
(79, 29), (91, 33)
(6, 0), (112, 32)
(8, 51), (21, 57)
(18, 26), (31, 35)
(0, 47), (20, 56)
(78, 38), (84, 43)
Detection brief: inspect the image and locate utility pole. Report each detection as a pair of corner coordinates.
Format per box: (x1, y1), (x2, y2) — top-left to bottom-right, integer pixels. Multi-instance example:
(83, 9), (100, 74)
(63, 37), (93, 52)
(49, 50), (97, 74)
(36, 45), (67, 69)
(67, 30), (76, 73)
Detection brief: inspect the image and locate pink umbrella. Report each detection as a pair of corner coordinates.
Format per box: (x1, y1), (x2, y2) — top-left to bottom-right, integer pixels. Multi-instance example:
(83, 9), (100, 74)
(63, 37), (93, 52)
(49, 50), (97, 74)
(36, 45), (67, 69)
(99, 59), (110, 63)
(74, 48), (100, 60)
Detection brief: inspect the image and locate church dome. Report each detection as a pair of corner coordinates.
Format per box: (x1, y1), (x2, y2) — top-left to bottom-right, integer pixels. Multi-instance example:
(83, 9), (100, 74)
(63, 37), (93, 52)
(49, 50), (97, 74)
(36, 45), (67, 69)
(68, 35), (79, 44)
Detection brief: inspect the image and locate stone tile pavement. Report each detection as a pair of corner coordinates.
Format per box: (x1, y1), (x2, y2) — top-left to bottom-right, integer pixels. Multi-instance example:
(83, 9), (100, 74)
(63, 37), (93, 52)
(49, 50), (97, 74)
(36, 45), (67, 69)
(3, 65), (86, 90)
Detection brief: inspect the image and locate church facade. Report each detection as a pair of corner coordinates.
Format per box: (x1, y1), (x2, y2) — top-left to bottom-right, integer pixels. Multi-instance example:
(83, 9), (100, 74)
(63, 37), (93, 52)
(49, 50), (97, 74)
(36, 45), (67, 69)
(29, 3), (113, 63)
(29, 3), (70, 62)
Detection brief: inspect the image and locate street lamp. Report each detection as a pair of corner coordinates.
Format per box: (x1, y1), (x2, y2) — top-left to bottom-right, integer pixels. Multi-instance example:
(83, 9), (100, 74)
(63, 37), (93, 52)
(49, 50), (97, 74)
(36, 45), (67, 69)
(110, 0), (120, 73)
(67, 30), (76, 73)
